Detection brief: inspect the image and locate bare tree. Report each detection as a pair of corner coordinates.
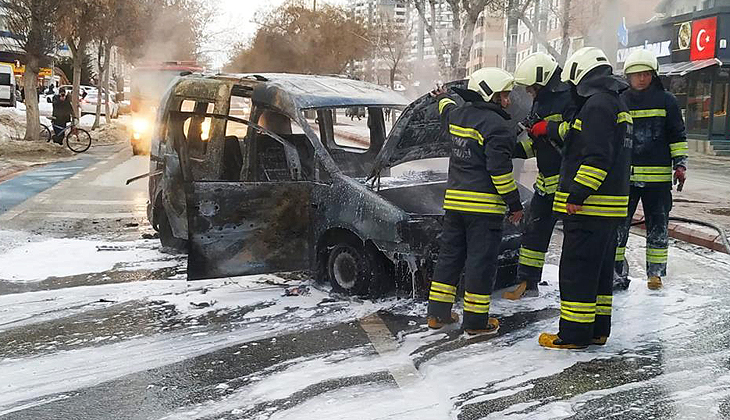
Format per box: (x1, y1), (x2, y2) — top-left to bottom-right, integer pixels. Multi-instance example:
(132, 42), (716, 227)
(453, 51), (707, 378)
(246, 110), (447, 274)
(58, 0), (104, 118)
(372, 14), (414, 88)
(491, 0), (575, 64)
(411, 0), (501, 80)
(91, 0), (143, 129)
(226, 1), (369, 75)
(1, 0), (60, 140)
(132, 0), (215, 63)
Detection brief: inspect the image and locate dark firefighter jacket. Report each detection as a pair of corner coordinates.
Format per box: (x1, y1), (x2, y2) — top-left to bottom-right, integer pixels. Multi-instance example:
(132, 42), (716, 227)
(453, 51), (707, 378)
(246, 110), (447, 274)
(548, 67), (633, 221)
(436, 90), (522, 219)
(621, 77), (687, 189)
(514, 68), (576, 196)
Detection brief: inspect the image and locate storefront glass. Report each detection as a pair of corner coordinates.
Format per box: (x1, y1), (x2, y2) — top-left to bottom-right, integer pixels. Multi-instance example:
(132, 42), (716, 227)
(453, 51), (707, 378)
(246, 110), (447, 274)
(711, 77), (729, 136)
(686, 71), (713, 133)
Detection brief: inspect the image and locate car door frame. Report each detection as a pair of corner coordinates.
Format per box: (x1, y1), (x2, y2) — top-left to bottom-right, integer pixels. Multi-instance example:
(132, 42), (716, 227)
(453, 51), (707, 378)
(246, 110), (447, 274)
(172, 107), (319, 280)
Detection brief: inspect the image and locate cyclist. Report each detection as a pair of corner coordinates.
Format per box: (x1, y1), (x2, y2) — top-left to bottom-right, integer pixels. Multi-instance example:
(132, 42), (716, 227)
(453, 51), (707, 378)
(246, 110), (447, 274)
(51, 87), (77, 144)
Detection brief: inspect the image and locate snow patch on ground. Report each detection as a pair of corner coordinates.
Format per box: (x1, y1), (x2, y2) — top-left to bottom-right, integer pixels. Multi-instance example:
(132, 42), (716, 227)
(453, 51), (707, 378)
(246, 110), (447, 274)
(0, 107), (52, 141)
(0, 237), (173, 282)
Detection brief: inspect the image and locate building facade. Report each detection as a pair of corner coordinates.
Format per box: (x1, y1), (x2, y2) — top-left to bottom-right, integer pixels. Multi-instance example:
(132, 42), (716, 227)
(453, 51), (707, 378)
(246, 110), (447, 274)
(656, 0), (728, 17)
(466, 9), (505, 74)
(407, 0), (453, 85)
(351, 0), (411, 85)
(510, 0), (660, 70)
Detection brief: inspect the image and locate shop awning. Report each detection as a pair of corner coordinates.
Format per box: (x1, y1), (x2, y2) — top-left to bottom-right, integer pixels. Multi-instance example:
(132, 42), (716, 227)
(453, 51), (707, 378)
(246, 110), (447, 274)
(658, 58), (722, 77)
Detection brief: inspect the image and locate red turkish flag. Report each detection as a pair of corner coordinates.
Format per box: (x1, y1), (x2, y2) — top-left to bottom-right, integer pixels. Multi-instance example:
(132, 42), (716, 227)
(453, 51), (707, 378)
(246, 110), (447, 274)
(691, 17), (717, 61)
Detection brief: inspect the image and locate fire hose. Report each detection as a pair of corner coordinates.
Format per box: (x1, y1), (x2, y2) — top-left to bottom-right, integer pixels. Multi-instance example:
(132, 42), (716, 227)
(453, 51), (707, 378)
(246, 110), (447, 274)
(631, 216), (730, 254)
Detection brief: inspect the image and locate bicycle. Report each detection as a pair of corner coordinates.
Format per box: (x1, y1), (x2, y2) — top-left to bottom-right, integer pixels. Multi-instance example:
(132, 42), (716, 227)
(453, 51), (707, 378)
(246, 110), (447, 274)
(39, 119), (92, 153)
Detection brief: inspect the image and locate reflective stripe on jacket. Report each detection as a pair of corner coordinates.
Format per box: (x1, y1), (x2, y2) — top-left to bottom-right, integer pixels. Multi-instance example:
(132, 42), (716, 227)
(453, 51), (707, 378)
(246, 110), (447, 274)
(621, 81), (687, 189)
(553, 88), (633, 220)
(437, 95), (522, 216)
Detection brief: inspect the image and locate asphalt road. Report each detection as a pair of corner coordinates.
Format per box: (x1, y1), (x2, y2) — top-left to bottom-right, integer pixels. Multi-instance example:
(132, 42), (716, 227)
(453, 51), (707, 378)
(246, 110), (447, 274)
(1, 146), (730, 419)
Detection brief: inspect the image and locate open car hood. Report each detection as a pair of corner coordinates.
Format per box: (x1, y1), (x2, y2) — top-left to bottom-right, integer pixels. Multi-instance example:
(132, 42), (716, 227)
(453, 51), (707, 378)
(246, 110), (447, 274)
(369, 81), (533, 180)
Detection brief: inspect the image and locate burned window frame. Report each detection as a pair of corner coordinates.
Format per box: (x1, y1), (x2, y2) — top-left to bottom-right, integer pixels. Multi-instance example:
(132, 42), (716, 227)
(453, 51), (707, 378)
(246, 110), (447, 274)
(301, 106), (402, 179)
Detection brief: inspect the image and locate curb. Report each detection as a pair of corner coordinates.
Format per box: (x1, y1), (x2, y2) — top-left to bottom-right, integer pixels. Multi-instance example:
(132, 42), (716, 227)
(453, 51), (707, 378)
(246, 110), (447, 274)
(632, 209), (728, 254)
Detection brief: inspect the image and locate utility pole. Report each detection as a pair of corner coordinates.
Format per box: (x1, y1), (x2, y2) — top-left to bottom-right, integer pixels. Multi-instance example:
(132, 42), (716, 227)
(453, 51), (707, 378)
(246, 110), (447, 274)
(313, 0), (316, 11)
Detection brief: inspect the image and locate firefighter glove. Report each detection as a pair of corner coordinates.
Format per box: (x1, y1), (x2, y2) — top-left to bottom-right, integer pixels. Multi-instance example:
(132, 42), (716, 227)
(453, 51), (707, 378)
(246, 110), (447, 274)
(674, 166), (686, 191)
(529, 120), (548, 138)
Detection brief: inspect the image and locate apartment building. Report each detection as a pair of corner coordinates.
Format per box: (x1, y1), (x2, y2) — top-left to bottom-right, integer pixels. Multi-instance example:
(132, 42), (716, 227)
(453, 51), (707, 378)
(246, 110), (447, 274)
(351, 0), (411, 84)
(466, 10), (506, 74)
(511, 0), (660, 69)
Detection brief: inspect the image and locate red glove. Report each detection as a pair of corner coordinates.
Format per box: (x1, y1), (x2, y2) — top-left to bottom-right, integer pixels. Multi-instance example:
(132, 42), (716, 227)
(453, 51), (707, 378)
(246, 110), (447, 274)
(529, 120), (548, 137)
(674, 166), (686, 191)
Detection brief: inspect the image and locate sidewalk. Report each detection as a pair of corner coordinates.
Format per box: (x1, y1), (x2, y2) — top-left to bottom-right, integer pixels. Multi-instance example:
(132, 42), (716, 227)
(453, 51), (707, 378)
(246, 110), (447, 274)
(0, 115), (130, 183)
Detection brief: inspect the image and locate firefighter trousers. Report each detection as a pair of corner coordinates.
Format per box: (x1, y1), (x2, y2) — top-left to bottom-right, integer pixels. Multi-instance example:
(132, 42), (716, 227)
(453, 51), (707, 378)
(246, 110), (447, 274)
(517, 193), (558, 289)
(428, 211), (503, 330)
(615, 187), (672, 284)
(558, 220), (618, 345)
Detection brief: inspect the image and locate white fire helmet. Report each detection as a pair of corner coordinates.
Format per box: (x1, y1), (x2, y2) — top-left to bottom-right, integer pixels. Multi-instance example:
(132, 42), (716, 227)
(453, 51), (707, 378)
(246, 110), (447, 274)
(467, 67), (514, 102)
(623, 49), (659, 75)
(561, 47), (612, 85)
(514, 52), (559, 87)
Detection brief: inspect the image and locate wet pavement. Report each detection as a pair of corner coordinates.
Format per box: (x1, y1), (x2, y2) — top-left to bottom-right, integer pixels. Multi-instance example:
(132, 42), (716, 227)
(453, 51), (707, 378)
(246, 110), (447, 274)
(3, 147), (730, 419)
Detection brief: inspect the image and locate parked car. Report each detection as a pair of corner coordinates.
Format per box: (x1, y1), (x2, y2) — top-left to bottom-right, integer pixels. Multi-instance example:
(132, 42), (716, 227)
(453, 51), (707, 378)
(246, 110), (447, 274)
(146, 73), (532, 297)
(81, 90), (119, 118)
(0, 64), (18, 107)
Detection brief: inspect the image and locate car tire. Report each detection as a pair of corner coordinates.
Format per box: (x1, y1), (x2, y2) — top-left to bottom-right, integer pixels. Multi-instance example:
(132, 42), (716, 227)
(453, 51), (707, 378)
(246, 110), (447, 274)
(158, 209), (187, 252)
(327, 242), (378, 296)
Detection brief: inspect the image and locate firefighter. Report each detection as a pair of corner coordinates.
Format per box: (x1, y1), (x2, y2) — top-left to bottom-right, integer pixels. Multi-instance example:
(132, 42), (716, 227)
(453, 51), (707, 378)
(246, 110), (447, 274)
(504, 52), (576, 300)
(533, 47), (632, 349)
(614, 49), (688, 291)
(427, 68), (524, 335)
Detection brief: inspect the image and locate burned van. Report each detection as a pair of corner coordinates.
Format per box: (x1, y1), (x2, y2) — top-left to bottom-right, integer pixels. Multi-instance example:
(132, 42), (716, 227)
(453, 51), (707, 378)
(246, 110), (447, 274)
(147, 73), (531, 296)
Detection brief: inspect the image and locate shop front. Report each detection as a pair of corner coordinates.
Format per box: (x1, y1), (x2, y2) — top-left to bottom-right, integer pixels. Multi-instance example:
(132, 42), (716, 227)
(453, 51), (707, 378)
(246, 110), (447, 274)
(619, 7), (730, 149)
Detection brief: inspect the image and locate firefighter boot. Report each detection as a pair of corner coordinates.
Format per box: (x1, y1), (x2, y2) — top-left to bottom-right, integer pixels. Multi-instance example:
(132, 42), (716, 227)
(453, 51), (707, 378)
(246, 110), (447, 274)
(503, 281), (526, 300)
(427, 312), (460, 330)
(591, 336), (608, 346)
(465, 317), (500, 336)
(503, 282), (539, 300)
(647, 276), (662, 290)
(538, 333), (588, 350)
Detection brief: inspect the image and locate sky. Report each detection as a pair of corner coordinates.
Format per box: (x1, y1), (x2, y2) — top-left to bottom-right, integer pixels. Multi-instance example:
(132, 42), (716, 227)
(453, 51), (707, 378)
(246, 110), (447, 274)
(206, 0), (348, 70)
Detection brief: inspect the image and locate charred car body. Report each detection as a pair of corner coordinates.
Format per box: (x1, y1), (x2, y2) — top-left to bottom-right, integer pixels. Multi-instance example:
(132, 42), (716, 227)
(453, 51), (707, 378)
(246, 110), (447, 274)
(147, 73), (532, 295)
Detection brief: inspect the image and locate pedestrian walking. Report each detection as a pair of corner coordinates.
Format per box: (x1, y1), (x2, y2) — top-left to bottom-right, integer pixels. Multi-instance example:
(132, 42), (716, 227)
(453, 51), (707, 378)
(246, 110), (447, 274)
(426, 68), (523, 336)
(537, 47), (633, 349)
(504, 52), (576, 300)
(614, 49), (688, 291)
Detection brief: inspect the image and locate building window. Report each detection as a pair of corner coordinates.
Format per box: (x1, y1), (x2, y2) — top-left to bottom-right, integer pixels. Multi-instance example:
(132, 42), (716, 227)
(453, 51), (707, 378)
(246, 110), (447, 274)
(712, 77), (728, 136)
(686, 71), (713, 133)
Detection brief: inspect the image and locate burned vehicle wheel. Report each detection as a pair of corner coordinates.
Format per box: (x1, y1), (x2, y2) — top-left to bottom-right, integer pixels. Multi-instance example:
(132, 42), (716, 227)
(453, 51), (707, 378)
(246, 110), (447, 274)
(327, 243), (374, 296)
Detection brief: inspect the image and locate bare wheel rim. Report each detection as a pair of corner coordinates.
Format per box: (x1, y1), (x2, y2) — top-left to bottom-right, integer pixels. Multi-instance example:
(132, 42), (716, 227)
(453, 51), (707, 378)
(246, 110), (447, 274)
(331, 250), (358, 290)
